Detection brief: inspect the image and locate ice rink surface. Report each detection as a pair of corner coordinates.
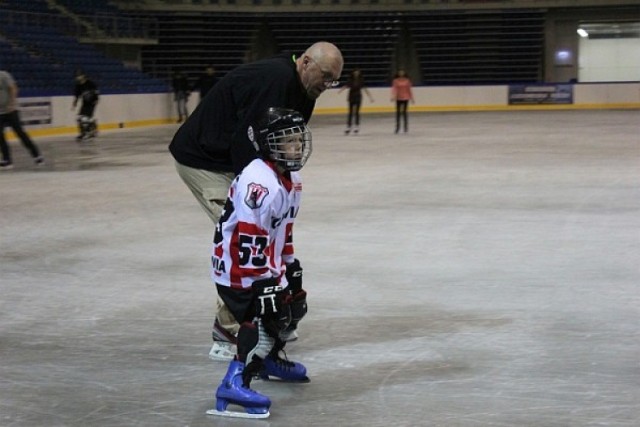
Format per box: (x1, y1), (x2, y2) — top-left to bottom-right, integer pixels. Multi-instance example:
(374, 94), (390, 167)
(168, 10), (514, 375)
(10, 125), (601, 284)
(1, 110), (639, 427)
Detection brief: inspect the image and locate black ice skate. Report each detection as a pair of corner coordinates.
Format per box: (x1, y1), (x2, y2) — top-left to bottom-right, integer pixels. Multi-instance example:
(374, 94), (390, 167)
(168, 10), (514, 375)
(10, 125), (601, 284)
(259, 351), (310, 383)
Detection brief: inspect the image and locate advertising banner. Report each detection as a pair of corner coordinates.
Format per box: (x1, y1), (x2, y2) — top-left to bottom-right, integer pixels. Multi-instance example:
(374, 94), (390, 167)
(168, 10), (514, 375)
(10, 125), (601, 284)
(508, 84), (573, 105)
(18, 98), (53, 127)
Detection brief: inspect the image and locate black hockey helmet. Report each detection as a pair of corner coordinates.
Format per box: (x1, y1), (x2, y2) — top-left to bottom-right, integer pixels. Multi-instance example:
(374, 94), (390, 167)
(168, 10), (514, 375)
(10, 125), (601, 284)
(248, 107), (312, 172)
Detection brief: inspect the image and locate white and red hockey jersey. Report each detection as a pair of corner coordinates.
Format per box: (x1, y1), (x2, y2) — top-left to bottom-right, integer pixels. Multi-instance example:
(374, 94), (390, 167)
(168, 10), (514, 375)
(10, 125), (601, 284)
(211, 159), (301, 290)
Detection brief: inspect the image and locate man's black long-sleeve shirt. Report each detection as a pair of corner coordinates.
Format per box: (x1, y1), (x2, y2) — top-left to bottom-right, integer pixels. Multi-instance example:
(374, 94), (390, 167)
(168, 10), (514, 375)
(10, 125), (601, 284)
(169, 53), (315, 175)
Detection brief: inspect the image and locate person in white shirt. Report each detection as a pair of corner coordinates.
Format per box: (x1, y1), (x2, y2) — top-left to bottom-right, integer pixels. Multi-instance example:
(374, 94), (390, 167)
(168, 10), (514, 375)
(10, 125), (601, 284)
(0, 70), (44, 169)
(207, 107), (312, 419)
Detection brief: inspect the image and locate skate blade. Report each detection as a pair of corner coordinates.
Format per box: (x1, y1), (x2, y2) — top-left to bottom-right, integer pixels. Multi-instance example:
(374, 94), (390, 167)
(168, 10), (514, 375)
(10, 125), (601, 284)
(208, 342), (236, 361)
(208, 351), (234, 362)
(208, 349), (235, 362)
(258, 375), (310, 383)
(206, 408), (270, 419)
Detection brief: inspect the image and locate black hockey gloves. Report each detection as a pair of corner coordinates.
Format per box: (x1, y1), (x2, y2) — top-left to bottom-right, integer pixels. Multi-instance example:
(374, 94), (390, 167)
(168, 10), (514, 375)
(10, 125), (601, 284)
(252, 278), (292, 338)
(285, 259), (303, 292)
(284, 259), (307, 336)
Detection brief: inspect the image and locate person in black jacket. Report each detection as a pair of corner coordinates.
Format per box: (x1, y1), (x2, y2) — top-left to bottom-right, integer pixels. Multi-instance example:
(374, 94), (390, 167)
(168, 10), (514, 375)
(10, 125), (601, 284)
(72, 70), (99, 142)
(171, 70), (190, 123)
(193, 65), (219, 101)
(338, 68), (374, 135)
(169, 41), (343, 362)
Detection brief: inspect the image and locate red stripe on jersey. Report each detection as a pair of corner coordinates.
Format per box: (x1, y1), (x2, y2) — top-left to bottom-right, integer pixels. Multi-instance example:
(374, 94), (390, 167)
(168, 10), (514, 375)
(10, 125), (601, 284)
(283, 222), (294, 256)
(229, 223), (242, 286)
(238, 221), (268, 236)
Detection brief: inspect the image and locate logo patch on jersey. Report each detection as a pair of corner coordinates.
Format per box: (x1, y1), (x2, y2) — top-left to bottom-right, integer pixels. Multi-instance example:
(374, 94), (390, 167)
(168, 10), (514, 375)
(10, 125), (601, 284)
(245, 182), (269, 209)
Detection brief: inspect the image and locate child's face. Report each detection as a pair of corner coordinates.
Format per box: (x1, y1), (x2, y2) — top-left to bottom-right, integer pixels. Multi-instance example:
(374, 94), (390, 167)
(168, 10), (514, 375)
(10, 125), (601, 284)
(269, 125), (311, 172)
(281, 134), (303, 161)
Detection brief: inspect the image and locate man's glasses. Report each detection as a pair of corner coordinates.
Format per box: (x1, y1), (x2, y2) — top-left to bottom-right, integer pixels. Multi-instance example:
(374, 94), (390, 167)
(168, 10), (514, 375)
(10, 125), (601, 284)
(322, 78), (340, 88)
(308, 57), (340, 88)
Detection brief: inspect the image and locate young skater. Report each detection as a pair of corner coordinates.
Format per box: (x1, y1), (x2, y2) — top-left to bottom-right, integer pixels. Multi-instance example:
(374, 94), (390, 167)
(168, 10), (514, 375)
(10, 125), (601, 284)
(339, 68), (374, 135)
(391, 69), (414, 133)
(207, 107), (312, 419)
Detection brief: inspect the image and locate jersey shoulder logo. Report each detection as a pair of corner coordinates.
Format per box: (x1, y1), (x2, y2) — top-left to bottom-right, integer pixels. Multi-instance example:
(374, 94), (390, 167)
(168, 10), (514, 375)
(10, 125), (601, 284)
(245, 182), (269, 209)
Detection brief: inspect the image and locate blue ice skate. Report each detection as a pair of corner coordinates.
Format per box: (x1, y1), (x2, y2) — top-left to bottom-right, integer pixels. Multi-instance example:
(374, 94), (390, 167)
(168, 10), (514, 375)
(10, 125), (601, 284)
(207, 360), (271, 419)
(259, 353), (310, 383)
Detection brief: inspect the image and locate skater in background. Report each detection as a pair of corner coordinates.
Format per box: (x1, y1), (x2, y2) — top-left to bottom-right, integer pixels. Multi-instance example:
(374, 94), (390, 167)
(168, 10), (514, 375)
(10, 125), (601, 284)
(0, 69), (44, 169)
(169, 41), (343, 362)
(209, 108), (311, 419)
(391, 69), (414, 133)
(192, 65), (219, 101)
(72, 70), (99, 142)
(338, 68), (373, 135)
(171, 70), (190, 122)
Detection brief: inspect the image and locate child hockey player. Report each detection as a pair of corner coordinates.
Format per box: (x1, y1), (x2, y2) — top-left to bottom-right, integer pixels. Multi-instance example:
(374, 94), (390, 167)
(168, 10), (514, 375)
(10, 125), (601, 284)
(207, 107), (312, 419)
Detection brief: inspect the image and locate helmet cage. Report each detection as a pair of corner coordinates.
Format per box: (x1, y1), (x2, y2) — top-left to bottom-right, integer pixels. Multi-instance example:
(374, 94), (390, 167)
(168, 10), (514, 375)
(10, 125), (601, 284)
(265, 124), (312, 172)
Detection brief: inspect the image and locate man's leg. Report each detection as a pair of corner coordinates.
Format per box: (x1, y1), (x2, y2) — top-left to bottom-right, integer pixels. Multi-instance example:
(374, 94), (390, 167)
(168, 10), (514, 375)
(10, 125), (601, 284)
(7, 111), (41, 158)
(86, 104), (97, 137)
(174, 161), (233, 223)
(0, 114), (12, 165)
(208, 296), (240, 360)
(174, 161), (240, 359)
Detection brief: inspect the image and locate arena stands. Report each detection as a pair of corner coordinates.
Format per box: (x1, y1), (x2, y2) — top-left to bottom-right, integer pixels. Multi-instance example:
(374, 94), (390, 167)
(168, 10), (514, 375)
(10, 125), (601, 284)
(0, 0), (167, 96)
(1, 0), (638, 94)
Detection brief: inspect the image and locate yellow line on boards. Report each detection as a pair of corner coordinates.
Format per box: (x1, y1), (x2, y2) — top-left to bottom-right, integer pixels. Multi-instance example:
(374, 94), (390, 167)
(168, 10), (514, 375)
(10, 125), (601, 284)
(4, 118), (176, 140)
(314, 103), (640, 115)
